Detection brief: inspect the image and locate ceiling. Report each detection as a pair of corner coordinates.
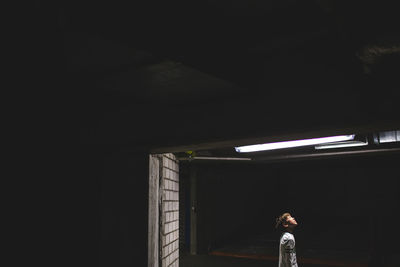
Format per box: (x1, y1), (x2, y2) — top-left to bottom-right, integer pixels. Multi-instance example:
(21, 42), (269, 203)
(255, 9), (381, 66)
(52, 1), (399, 156)
(174, 131), (400, 163)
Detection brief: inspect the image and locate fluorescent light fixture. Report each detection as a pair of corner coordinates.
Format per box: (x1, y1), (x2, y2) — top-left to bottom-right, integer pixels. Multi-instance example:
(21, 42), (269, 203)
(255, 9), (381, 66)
(315, 140), (368, 150)
(378, 130), (400, 143)
(235, 135), (355, 153)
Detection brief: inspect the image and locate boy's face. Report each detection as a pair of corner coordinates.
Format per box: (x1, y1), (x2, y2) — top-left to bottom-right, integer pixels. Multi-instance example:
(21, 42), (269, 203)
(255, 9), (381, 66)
(283, 215), (298, 228)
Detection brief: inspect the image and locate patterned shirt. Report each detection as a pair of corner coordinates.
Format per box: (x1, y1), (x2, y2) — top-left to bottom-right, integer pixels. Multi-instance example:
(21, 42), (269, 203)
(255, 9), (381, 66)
(279, 232), (298, 267)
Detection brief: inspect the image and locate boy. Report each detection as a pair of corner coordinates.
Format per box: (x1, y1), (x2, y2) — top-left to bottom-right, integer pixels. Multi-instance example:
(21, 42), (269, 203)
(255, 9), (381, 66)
(275, 212), (298, 267)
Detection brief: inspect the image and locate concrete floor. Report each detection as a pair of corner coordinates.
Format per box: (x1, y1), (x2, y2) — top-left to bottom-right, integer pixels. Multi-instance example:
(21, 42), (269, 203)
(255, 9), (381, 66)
(180, 233), (399, 267)
(180, 251), (399, 267)
(181, 254), (316, 267)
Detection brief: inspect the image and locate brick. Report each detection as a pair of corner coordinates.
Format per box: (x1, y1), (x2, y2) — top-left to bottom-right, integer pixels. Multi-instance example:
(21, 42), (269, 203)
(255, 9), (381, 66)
(162, 246), (167, 258)
(170, 181), (174, 191)
(167, 158), (171, 169)
(172, 231), (177, 242)
(171, 180), (175, 191)
(166, 181), (171, 191)
(162, 156), (168, 168)
(169, 222), (173, 231)
(164, 180), (168, 190)
(169, 171), (175, 181)
(163, 202), (167, 211)
(172, 171), (178, 181)
(168, 182), (171, 191)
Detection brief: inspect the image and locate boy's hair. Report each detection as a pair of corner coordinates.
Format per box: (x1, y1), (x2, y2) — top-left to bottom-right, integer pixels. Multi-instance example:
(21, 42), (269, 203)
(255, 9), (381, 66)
(275, 212), (291, 230)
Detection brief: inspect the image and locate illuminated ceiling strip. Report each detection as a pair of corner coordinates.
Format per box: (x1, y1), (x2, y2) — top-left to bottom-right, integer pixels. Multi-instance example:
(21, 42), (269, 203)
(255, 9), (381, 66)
(235, 135), (355, 153)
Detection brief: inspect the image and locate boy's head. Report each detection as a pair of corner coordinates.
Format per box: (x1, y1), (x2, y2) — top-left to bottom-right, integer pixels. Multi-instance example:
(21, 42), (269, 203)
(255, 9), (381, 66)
(275, 212), (298, 231)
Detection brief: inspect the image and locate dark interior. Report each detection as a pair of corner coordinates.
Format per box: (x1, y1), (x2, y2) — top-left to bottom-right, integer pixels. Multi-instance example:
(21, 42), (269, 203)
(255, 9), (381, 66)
(181, 154), (399, 256)
(39, 1), (400, 266)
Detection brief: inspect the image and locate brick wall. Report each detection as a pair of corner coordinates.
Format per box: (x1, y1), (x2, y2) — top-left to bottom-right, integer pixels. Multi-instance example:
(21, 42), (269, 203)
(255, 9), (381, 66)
(160, 154), (179, 267)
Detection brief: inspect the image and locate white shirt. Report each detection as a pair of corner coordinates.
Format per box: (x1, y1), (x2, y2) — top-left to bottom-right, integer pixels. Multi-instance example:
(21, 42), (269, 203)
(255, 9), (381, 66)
(279, 232), (298, 267)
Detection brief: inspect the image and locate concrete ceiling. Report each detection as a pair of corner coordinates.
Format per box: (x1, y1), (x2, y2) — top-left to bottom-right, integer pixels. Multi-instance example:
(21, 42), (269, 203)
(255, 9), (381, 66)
(54, 1), (399, 152)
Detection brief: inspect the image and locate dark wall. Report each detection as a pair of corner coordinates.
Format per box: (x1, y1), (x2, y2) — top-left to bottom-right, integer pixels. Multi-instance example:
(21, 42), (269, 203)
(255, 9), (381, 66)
(187, 154), (400, 254)
(74, 147), (149, 266)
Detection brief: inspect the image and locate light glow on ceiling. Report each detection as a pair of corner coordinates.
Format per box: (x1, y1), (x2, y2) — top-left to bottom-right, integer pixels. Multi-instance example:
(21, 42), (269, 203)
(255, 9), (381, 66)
(235, 135), (355, 153)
